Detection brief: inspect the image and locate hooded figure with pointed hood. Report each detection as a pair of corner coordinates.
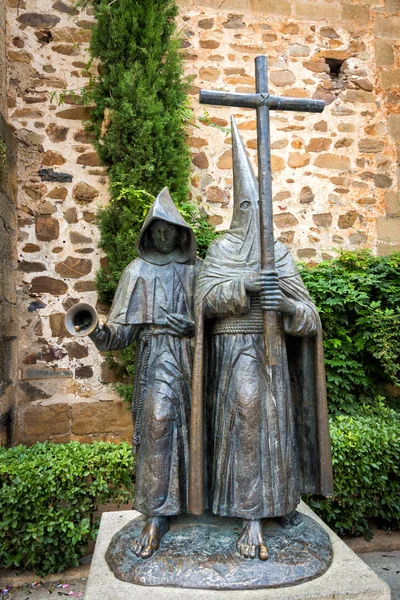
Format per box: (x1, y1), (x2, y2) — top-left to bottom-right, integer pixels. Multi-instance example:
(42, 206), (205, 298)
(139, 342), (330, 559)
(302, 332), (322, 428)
(189, 119), (333, 561)
(89, 187), (200, 558)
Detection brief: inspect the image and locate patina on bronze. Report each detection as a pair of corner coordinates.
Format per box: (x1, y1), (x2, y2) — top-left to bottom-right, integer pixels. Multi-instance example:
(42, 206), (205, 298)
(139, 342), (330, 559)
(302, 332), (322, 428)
(188, 55), (334, 564)
(69, 55), (334, 591)
(66, 187), (200, 559)
(190, 56), (328, 520)
(106, 511), (333, 589)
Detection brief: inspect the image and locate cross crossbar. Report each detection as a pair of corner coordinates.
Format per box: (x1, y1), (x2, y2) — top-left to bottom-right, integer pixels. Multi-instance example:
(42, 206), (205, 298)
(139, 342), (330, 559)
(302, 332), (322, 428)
(199, 90), (325, 113)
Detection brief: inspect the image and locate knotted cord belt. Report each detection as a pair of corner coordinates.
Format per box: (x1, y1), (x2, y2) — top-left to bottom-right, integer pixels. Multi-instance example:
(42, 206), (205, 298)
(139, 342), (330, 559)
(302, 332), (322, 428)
(211, 292), (268, 335)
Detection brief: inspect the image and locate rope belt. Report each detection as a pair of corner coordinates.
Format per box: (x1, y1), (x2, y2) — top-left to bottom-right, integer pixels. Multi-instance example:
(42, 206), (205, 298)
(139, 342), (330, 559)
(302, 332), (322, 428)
(211, 293), (280, 335)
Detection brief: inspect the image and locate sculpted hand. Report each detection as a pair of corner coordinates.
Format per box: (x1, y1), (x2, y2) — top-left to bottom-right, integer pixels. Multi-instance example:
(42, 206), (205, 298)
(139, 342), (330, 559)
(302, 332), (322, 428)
(90, 318), (109, 338)
(248, 270), (297, 315)
(244, 271), (264, 293)
(97, 318), (107, 331)
(166, 313), (195, 336)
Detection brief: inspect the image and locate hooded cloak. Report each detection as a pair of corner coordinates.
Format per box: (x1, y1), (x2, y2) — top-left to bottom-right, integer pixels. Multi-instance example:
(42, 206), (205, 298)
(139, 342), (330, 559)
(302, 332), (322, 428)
(90, 187), (199, 517)
(189, 119), (333, 518)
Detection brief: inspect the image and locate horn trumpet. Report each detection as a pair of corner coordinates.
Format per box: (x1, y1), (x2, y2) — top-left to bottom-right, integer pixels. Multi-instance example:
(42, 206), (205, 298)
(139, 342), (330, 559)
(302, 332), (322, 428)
(65, 303), (99, 337)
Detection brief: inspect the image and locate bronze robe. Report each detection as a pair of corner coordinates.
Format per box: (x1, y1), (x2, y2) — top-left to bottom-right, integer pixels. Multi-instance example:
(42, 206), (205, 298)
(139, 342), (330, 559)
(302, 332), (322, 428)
(195, 239), (332, 519)
(189, 118), (333, 518)
(90, 188), (199, 517)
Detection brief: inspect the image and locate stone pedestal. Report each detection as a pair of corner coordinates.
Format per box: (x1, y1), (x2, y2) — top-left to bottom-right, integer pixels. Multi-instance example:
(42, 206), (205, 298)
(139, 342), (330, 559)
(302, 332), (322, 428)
(84, 502), (391, 600)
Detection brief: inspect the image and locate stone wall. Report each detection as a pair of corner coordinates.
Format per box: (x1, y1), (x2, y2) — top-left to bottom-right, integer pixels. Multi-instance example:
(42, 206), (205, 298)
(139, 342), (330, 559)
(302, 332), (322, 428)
(7, 0), (132, 444)
(5, 0), (400, 444)
(177, 0), (400, 260)
(0, 112), (18, 447)
(0, 0), (18, 447)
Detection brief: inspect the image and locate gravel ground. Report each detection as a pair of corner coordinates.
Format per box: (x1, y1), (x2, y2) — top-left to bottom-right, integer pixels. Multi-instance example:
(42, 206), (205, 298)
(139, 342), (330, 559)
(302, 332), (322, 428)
(2, 551), (399, 599)
(1, 579), (87, 599)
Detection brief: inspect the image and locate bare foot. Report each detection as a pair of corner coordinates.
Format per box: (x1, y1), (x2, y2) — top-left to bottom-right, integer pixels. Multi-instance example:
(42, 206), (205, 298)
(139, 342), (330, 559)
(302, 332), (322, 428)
(236, 519), (269, 561)
(279, 509), (303, 529)
(132, 516), (169, 559)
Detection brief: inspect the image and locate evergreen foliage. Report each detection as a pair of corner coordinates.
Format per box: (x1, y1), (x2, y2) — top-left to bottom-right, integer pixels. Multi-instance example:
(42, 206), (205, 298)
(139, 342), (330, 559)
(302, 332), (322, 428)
(88, 0), (215, 303)
(88, 0), (190, 202)
(308, 402), (400, 539)
(86, 0), (216, 392)
(0, 442), (134, 576)
(299, 250), (400, 415)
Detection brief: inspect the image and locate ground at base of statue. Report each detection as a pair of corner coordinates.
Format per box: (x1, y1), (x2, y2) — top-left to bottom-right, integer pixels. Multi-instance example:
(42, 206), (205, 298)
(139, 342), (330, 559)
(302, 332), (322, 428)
(84, 501), (391, 600)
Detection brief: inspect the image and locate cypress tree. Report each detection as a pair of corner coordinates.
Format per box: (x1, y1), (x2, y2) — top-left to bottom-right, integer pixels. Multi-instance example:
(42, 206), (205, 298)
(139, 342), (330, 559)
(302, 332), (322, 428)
(86, 0), (216, 399)
(89, 0), (190, 201)
(88, 0), (215, 303)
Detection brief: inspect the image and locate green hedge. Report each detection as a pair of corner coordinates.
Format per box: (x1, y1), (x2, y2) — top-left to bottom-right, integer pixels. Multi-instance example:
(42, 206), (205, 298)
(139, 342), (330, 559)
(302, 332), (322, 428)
(0, 442), (134, 576)
(300, 250), (400, 414)
(309, 403), (400, 539)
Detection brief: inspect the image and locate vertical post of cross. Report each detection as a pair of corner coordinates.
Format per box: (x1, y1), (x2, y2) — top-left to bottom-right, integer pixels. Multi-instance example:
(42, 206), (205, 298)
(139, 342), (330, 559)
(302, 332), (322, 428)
(255, 56), (277, 365)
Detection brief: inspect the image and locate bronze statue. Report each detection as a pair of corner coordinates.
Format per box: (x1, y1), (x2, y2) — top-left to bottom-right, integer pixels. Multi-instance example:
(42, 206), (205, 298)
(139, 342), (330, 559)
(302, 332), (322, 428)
(67, 56), (334, 590)
(190, 117), (333, 562)
(67, 187), (199, 558)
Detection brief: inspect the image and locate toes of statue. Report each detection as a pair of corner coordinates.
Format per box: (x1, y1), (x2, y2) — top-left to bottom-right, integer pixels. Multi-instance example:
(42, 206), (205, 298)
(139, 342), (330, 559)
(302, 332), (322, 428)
(259, 544), (269, 561)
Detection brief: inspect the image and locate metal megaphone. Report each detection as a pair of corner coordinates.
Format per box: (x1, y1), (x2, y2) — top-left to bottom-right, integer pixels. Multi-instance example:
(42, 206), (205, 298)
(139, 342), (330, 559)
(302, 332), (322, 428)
(65, 302), (99, 337)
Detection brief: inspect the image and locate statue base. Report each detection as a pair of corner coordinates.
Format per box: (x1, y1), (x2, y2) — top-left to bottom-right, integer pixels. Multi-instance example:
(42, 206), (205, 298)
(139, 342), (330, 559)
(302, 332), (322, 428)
(84, 502), (391, 599)
(105, 512), (332, 589)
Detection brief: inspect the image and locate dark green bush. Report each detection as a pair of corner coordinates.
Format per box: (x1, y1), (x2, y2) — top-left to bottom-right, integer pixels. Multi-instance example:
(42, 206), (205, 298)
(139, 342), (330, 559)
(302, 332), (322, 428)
(308, 402), (400, 539)
(88, 0), (191, 203)
(299, 250), (400, 414)
(87, 0), (216, 303)
(0, 442), (134, 575)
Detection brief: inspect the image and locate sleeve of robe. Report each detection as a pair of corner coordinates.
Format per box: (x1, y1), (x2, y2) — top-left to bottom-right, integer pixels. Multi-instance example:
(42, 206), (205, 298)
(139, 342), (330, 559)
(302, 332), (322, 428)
(277, 247), (319, 338)
(89, 323), (138, 352)
(201, 277), (250, 318)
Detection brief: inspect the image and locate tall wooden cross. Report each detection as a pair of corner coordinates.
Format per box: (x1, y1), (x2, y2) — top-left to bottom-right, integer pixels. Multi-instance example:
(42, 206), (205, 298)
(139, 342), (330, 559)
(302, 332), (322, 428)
(200, 55), (325, 365)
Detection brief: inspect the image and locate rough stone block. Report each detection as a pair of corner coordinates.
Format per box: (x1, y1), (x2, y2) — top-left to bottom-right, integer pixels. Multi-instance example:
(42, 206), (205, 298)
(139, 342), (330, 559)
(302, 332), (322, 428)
(374, 15), (400, 39)
(30, 276), (68, 296)
(21, 401), (71, 443)
(249, 0), (292, 16)
(294, 1), (339, 21)
(21, 366), (73, 380)
(378, 243), (400, 256)
(0, 113), (18, 203)
(35, 216), (59, 241)
(385, 191), (400, 216)
(71, 400), (132, 435)
(0, 302), (17, 338)
(388, 114), (400, 141)
(341, 3), (371, 24)
(375, 40), (395, 66)
(49, 312), (72, 338)
(381, 69), (400, 89)
(314, 154), (350, 170)
(377, 216), (400, 242)
(55, 256), (92, 278)
(0, 264), (17, 305)
(84, 503), (391, 600)
(0, 191), (17, 244)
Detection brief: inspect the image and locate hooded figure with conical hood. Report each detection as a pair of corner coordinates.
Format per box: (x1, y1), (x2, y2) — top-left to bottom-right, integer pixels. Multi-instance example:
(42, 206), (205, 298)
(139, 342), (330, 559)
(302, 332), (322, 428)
(89, 187), (200, 558)
(190, 119), (333, 560)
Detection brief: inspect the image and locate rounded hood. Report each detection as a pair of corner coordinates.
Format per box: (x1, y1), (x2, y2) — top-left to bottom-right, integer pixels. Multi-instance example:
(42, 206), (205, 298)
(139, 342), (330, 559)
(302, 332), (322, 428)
(136, 187), (197, 265)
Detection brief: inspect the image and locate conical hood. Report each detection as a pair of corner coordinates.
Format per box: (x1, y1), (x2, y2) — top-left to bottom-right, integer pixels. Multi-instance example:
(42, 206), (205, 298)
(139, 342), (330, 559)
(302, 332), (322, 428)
(136, 187), (196, 265)
(230, 116), (259, 231)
